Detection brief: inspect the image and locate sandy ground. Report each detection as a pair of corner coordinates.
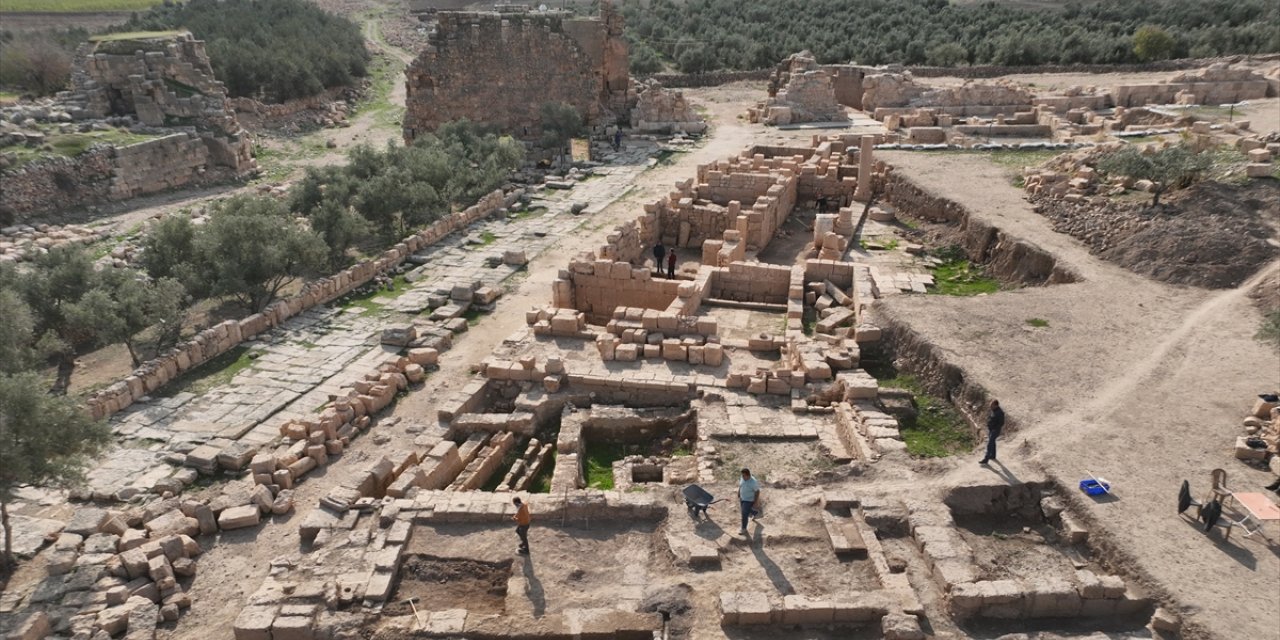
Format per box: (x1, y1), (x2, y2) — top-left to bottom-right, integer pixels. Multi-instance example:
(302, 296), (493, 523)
(874, 150), (1280, 640)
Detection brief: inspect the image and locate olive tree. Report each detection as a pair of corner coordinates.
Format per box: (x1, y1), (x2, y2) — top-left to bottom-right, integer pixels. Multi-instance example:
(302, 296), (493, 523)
(194, 195), (328, 312)
(1097, 143), (1211, 206)
(0, 372), (111, 570)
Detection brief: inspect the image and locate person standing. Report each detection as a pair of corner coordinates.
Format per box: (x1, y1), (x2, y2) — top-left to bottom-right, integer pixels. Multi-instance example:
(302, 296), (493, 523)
(666, 250), (677, 280)
(737, 468), (761, 535)
(979, 399), (1005, 465)
(653, 242), (667, 277)
(512, 497), (531, 554)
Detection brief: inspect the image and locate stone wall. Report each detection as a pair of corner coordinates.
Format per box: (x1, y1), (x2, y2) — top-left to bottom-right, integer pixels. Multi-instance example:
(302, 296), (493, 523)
(0, 148), (115, 221)
(1113, 63), (1272, 107)
(707, 262), (791, 304)
(404, 3), (629, 141)
(559, 258), (681, 324)
(85, 189), (520, 420)
(2, 133), (246, 221)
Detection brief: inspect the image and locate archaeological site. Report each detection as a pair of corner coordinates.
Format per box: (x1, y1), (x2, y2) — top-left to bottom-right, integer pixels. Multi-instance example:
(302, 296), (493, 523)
(1, 2), (1278, 640)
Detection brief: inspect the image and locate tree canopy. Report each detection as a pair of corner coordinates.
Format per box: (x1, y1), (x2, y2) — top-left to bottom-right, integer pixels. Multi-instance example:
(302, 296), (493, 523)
(116, 0), (368, 102)
(292, 121), (524, 248)
(0, 371), (111, 568)
(619, 0), (1280, 73)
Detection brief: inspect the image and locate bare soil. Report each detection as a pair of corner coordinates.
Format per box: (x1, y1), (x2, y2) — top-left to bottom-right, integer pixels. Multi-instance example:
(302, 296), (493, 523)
(953, 515), (1090, 582)
(385, 555), (511, 616)
(1034, 180), (1280, 289)
(875, 149), (1280, 640)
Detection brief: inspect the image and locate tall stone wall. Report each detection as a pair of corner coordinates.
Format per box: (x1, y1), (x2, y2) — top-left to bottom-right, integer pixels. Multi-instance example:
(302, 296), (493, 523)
(404, 4), (630, 141)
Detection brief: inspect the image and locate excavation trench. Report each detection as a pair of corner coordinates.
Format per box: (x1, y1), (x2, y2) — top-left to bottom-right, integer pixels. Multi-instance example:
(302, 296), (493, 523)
(880, 170), (1081, 287)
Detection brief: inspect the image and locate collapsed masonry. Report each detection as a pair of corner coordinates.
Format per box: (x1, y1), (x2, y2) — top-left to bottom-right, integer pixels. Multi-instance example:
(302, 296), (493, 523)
(746, 51), (850, 126)
(403, 4), (631, 142)
(855, 62), (1278, 145)
(0, 32), (256, 220)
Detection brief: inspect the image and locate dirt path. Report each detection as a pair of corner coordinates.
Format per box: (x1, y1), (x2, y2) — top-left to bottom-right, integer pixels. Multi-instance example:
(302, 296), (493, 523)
(874, 152), (1280, 640)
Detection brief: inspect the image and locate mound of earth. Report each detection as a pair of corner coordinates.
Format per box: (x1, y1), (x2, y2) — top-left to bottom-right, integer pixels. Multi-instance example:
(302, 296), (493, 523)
(1034, 180), (1279, 289)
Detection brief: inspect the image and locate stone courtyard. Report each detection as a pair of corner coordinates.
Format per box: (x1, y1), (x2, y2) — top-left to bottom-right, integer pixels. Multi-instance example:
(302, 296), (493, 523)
(1, 4), (1279, 640)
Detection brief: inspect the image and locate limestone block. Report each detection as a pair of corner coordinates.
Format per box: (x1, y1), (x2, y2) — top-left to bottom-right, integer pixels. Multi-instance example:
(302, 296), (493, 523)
(65, 507), (109, 537)
(217, 505), (261, 531)
(144, 510), (199, 538)
(782, 595), (833, 624)
(271, 615), (314, 640)
(407, 348), (439, 366)
(251, 485), (274, 514)
(8, 612), (49, 640)
(830, 592), (889, 622)
(735, 592), (774, 625)
(881, 612), (925, 640)
(1246, 163), (1274, 178)
(217, 442), (258, 471)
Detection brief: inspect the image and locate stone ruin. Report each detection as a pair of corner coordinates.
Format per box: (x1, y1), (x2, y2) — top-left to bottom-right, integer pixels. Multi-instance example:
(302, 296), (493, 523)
(746, 51), (849, 126)
(0, 32), (256, 221)
(1114, 62), (1273, 107)
(629, 79), (706, 135)
(849, 61), (1279, 146)
(403, 3), (631, 142)
(1, 131), (1187, 640)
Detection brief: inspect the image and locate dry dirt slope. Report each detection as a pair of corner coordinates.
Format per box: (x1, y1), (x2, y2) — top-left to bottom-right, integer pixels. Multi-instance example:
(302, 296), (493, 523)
(875, 151), (1280, 640)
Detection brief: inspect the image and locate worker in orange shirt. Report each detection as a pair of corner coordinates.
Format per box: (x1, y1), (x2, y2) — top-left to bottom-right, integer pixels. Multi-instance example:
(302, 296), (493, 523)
(512, 497), (531, 555)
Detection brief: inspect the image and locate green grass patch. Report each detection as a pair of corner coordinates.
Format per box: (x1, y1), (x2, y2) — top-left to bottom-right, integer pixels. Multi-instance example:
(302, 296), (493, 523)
(340, 274), (412, 312)
(862, 360), (975, 458)
(463, 307), (484, 326)
(6, 129), (159, 169)
(479, 231), (497, 245)
(584, 442), (626, 490)
(508, 205), (548, 221)
(931, 260), (1000, 296)
(1025, 318), (1049, 328)
(1, 0), (161, 11)
(929, 246), (1000, 296)
(156, 345), (255, 398)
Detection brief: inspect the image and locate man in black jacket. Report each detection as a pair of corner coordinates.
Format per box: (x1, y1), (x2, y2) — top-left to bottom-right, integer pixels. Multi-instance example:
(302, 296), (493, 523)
(979, 399), (1004, 465)
(653, 242), (667, 277)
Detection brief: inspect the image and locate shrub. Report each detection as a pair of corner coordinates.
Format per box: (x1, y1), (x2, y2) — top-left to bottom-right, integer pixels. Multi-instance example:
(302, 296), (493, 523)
(0, 30), (84, 96)
(115, 0), (368, 102)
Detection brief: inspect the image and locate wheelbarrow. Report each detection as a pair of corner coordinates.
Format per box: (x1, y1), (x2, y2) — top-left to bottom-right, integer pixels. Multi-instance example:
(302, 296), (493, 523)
(683, 484), (725, 517)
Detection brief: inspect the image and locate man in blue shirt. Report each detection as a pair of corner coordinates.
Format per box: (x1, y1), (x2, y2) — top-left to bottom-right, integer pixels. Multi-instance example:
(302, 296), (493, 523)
(738, 468), (762, 535)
